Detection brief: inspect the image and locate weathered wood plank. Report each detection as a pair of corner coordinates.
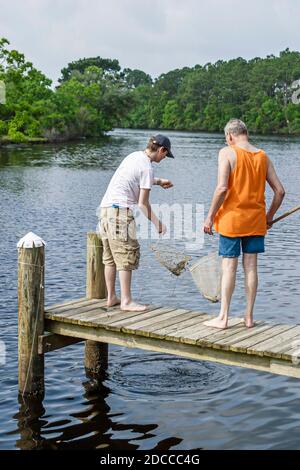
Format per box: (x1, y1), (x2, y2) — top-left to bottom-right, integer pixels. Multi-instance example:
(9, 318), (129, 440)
(46, 300), (108, 319)
(45, 298), (103, 314)
(229, 325), (294, 354)
(280, 341), (300, 362)
(210, 324), (276, 351)
(45, 301), (108, 323)
(93, 305), (162, 325)
(198, 321), (265, 349)
(149, 312), (210, 341)
(148, 311), (203, 334)
(100, 306), (173, 328)
(38, 333), (83, 354)
(246, 325), (300, 358)
(178, 318), (243, 345)
(45, 297), (87, 310)
(120, 308), (186, 330)
(121, 309), (192, 337)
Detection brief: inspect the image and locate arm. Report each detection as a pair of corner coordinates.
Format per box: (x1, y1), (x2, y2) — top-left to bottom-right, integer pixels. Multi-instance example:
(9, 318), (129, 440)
(138, 188), (167, 234)
(203, 148), (231, 235)
(153, 177), (173, 189)
(266, 157), (285, 227)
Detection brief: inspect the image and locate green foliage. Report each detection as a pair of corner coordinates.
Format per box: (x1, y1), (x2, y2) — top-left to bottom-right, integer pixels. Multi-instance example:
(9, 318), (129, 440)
(122, 68), (152, 88)
(120, 52), (300, 134)
(1, 36), (300, 144)
(0, 39), (134, 143)
(59, 57), (121, 83)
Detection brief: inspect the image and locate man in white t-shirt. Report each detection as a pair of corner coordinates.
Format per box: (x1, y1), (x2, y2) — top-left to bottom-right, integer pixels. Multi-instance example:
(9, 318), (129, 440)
(98, 134), (174, 312)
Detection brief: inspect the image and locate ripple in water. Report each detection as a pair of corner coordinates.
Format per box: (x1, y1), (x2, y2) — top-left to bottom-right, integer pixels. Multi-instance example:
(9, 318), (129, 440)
(108, 352), (236, 400)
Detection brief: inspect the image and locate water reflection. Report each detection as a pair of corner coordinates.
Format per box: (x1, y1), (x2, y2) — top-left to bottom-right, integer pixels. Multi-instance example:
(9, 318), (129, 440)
(13, 371), (185, 451)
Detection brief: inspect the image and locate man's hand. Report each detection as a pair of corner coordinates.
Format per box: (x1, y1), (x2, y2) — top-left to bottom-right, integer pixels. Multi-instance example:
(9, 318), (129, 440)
(158, 178), (173, 189)
(203, 216), (214, 235)
(156, 220), (167, 235)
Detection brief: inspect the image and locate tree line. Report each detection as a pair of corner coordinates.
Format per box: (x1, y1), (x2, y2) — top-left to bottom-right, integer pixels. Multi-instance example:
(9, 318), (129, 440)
(1, 37), (300, 144)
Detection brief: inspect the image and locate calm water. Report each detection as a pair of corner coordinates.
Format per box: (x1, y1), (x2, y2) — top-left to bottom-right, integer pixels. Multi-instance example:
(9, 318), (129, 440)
(1, 129), (300, 450)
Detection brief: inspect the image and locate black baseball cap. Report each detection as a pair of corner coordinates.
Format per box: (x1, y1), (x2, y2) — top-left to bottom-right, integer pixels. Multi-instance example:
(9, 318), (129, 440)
(152, 134), (174, 158)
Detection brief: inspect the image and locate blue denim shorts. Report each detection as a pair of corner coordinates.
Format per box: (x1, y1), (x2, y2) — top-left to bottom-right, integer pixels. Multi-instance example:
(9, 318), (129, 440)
(219, 234), (265, 257)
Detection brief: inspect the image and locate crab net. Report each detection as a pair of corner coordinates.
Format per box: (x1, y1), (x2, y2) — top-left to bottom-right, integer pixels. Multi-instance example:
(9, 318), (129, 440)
(150, 244), (191, 276)
(189, 251), (222, 302)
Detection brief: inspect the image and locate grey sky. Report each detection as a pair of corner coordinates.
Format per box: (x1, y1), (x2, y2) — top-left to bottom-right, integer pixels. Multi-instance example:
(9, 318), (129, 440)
(1, 0), (300, 84)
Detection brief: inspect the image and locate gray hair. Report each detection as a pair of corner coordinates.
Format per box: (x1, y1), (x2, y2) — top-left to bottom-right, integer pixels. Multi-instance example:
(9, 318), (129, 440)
(224, 118), (248, 136)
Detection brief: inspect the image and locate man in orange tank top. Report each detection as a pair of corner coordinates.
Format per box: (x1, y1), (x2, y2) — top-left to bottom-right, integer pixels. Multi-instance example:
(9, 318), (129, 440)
(203, 119), (285, 329)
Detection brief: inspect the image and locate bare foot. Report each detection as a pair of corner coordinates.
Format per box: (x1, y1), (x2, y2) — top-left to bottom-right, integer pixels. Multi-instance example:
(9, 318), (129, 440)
(203, 317), (228, 329)
(107, 296), (121, 308)
(244, 318), (255, 328)
(121, 302), (148, 312)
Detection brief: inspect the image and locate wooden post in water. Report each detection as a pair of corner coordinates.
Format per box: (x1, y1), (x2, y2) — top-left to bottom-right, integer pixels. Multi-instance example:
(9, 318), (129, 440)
(17, 232), (46, 398)
(85, 231), (108, 377)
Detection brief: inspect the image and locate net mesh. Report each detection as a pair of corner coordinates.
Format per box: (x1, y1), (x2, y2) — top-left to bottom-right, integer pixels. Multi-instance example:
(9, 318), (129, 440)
(189, 251), (222, 302)
(150, 244), (191, 276)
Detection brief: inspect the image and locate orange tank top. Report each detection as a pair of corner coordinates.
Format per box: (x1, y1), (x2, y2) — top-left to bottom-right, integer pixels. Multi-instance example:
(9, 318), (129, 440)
(214, 145), (267, 237)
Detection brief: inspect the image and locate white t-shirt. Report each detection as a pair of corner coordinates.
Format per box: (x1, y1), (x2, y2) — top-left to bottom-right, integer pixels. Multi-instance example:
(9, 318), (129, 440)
(100, 151), (154, 209)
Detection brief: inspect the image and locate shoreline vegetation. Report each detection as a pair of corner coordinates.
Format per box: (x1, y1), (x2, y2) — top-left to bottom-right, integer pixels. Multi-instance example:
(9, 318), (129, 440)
(1, 37), (300, 145)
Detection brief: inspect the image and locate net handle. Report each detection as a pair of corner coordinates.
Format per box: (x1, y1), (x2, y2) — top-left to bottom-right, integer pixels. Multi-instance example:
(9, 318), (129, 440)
(271, 204), (300, 225)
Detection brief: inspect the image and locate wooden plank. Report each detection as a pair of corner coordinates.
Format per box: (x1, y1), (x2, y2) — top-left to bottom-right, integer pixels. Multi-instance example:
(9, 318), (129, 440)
(148, 311), (203, 334)
(183, 318), (241, 345)
(94, 305), (163, 325)
(269, 359), (300, 378)
(229, 325), (294, 354)
(246, 325), (300, 358)
(149, 312), (210, 341)
(121, 309), (192, 337)
(46, 298), (103, 314)
(280, 341), (300, 362)
(64, 305), (162, 327)
(45, 300), (108, 321)
(45, 319), (300, 379)
(46, 305), (163, 330)
(99, 306), (173, 328)
(198, 321), (265, 349)
(38, 333), (83, 354)
(45, 297), (87, 311)
(154, 317), (241, 346)
(49, 300), (108, 318)
(209, 324), (276, 351)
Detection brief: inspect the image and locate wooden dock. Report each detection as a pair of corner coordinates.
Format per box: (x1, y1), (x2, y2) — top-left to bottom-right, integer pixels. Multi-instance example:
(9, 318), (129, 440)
(44, 297), (300, 380)
(17, 231), (300, 399)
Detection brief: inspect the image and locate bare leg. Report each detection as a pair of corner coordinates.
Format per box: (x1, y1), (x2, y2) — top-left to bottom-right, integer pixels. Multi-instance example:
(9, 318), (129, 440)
(104, 265), (120, 307)
(204, 257), (238, 329)
(242, 253), (258, 328)
(119, 270), (147, 312)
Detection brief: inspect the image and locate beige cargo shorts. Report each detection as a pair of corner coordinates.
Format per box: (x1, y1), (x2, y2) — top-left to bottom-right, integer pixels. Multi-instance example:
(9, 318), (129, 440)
(98, 207), (140, 271)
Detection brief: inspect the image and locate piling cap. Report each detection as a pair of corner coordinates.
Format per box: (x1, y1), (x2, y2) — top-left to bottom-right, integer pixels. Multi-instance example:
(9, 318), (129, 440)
(17, 232), (46, 248)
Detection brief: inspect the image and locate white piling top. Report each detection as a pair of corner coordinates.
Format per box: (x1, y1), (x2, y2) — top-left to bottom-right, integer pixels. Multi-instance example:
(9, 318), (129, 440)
(17, 232), (46, 248)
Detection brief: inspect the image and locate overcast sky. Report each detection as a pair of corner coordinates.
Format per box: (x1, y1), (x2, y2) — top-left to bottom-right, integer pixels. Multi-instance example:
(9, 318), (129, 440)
(1, 0), (300, 84)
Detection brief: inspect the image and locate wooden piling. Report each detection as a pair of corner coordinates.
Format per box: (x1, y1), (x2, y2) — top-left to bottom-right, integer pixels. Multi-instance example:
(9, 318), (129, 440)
(85, 232), (108, 376)
(17, 232), (45, 398)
